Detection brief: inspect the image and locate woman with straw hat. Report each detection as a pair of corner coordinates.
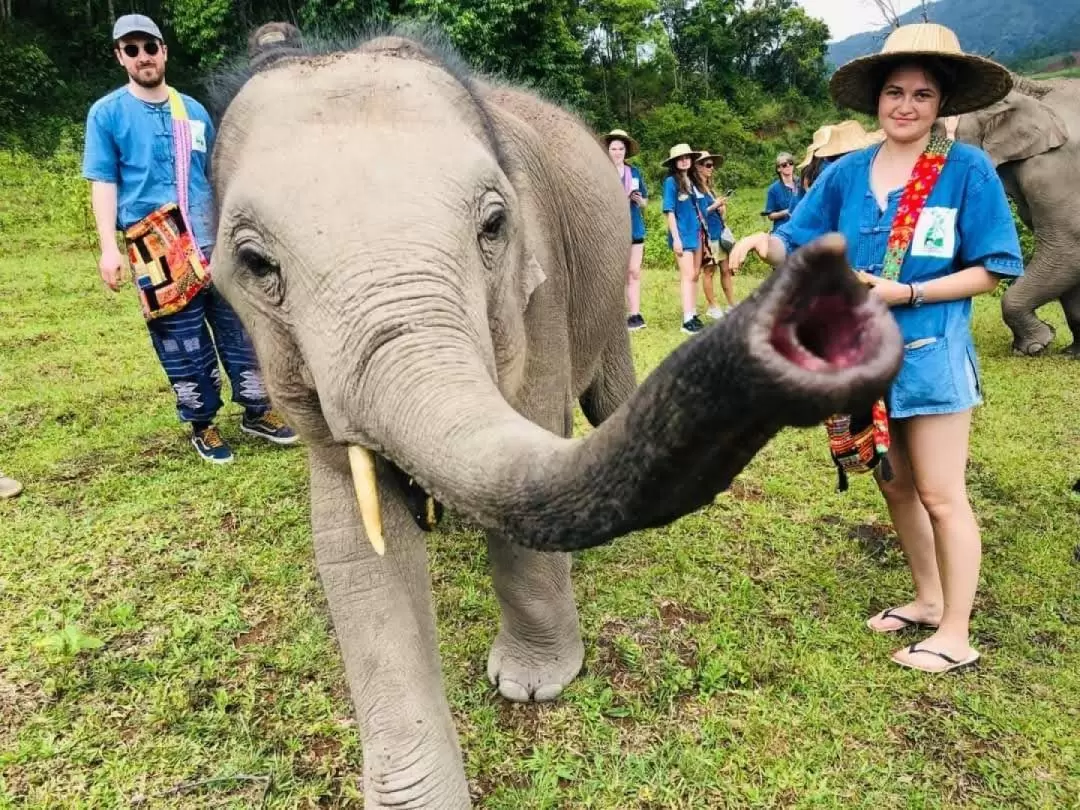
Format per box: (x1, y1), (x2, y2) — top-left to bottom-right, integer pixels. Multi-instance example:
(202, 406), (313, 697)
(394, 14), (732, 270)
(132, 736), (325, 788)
(661, 143), (706, 334)
(603, 129), (649, 331)
(730, 23), (1023, 673)
(695, 150), (737, 318)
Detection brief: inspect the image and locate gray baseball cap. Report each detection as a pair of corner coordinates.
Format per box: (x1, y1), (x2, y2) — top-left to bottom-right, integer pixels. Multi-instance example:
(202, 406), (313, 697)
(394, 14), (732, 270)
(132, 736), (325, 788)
(112, 14), (163, 42)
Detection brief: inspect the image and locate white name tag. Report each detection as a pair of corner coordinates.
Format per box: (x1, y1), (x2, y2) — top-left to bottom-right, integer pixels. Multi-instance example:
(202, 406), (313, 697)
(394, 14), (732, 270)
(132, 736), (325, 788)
(189, 120), (207, 153)
(911, 207), (957, 259)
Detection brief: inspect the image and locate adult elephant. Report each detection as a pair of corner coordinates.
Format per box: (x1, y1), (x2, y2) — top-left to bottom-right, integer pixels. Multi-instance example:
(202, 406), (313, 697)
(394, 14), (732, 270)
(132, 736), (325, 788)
(207, 23), (901, 808)
(954, 75), (1079, 356)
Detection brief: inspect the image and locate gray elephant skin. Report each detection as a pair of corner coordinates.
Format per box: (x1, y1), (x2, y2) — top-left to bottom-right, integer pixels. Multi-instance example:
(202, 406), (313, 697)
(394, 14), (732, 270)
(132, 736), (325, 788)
(206, 25), (903, 808)
(956, 75), (1080, 356)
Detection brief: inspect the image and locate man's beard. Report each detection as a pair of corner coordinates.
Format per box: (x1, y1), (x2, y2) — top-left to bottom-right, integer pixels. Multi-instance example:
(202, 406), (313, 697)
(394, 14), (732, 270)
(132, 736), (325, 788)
(130, 66), (164, 88)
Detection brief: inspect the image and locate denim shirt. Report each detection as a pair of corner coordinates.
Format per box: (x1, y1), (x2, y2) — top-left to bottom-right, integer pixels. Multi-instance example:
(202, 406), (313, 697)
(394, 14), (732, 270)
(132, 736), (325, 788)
(765, 179), (801, 232)
(625, 165), (648, 242)
(83, 87), (217, 250)
(776, 141), (1023, 418)
(662, 175), (703, 251)
(699, 190), (725, 240)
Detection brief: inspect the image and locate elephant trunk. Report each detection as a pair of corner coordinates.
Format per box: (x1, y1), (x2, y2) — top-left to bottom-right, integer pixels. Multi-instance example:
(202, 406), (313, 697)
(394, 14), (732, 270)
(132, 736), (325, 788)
(347, 234), (903, 552)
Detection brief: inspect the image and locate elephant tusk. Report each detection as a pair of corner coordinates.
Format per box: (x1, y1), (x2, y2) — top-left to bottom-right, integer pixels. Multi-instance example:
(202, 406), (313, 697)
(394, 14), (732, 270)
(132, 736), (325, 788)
(347, 445), (385, 556)
(425, 496), (438, 530)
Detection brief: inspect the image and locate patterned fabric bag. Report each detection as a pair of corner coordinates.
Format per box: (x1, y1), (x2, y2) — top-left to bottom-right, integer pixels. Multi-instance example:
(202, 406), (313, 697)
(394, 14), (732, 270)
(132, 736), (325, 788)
(123, 87), (211, 321)
(824, 135), (952, 491)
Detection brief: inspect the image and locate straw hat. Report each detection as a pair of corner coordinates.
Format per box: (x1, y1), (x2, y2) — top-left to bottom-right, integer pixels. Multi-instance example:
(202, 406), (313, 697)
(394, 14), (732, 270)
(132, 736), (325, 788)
(798, 125), (834, 170)
(695, 150), (723, 165)
(829, 23), (1012, 117)
(602, 129), (639, 158)
(662, 143), (702, 167)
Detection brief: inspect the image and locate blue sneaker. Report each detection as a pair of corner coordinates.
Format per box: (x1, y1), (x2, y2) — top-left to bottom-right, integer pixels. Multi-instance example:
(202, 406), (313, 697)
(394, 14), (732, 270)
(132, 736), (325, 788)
(241, 409), (299, 445)
(192, 425), (235, 464)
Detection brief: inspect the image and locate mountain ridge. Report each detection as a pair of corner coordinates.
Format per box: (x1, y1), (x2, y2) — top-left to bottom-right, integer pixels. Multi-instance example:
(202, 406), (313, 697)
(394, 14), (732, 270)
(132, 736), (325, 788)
(827, 0), (1080, 70)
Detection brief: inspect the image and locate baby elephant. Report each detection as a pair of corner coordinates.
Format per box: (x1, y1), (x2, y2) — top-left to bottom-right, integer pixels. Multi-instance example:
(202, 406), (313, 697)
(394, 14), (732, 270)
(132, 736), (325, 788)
(206, 24), (903, 808)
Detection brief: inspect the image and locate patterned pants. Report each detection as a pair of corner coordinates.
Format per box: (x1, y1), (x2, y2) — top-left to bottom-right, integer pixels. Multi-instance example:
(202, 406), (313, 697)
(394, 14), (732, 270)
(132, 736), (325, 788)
(145, 283), (270, 425)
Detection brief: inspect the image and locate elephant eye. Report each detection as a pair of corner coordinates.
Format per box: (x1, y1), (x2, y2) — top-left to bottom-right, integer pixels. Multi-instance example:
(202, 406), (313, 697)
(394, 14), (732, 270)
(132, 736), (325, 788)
(237, 245), (279, 279)
(480, 207), (506, 241)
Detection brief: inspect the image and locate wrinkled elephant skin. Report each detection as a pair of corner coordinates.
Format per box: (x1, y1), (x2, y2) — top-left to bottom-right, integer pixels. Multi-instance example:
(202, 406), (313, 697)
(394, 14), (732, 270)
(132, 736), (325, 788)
(956, 75), (1080, 356)
(207, 27), (904, 808)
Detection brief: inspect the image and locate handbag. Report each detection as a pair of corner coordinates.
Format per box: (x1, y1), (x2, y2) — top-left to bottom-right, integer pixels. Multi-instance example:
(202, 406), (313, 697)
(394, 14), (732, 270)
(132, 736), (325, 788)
(720, 225), (736, 254)
(692, 186), (717, 268)
(824, 135), (952, 492)
(123, 86), (211, 321)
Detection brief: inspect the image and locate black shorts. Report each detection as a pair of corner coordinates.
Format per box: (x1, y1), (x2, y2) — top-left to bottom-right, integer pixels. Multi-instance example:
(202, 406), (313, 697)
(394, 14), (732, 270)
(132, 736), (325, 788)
(632, 237), (645, 245)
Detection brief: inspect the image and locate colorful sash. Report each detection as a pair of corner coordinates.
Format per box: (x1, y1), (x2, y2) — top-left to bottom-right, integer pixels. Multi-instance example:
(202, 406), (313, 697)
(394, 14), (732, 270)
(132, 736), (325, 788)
(824, 135), (952, 491)
(123, 87), (210, 321)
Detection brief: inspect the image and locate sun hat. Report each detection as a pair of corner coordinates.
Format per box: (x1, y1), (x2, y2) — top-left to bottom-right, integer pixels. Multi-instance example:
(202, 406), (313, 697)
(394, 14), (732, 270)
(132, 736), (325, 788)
(662, 143), (702, 167)
(829, 22), (1012, 117)
(112, 14), (164, 42)
(814, 120), (886, 163)
(695, 150), (723, 165)
(602, 129), (640, 158)
(798, 125), (834, 170)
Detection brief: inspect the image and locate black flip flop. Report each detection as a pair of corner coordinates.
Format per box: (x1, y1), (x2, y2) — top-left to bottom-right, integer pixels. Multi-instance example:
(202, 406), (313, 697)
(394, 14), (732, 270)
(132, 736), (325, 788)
(866, 607), (940, 634)
(892, 643), (980, 673)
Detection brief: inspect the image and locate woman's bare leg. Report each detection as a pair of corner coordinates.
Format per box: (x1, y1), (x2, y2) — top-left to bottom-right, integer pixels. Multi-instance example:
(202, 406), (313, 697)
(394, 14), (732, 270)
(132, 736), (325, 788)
(702, 267), (717, 308)
(891, 410), (981, 669)
(867, 420), (944, 631)
(626, 243), (644, 317)
(678, 249), (698, 320)
(719, 260), (736, 308)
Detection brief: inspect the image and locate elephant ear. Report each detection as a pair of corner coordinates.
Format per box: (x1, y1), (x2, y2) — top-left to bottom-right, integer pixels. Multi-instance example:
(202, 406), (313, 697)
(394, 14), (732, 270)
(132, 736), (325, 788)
(981, 91), (1069, 168)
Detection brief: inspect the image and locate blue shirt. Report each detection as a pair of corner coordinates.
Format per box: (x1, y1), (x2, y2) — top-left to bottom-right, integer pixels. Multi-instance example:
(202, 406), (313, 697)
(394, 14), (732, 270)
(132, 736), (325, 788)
(765, 179), (801, 231)
(699, 190), (725, 240)
(624, 165), (648, 242)
(777, 141), (1023, 418)
(83, 87), (217, 250)
(662, 175), (703, 251)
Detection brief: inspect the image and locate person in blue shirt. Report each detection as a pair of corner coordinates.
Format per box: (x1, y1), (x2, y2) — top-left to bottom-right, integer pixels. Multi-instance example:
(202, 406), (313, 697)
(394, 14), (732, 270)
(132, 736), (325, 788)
(662, 143), (707, 334)
(604, 129), (649, 331)
(730, 24), (1021, 674)
(763, 152), (801, 231)
(83, 14), (296, 463)
(694, 151), (736, 318)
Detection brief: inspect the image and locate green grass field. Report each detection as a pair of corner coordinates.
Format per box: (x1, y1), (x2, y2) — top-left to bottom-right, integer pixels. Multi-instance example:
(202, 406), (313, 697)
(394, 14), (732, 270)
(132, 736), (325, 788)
(2, 175), (1079, 808)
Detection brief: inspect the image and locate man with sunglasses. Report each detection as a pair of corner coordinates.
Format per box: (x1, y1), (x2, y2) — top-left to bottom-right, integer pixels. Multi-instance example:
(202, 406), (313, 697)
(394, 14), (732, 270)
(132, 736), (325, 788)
(763, 152), (802, 233)
(82, 14), (296, 463)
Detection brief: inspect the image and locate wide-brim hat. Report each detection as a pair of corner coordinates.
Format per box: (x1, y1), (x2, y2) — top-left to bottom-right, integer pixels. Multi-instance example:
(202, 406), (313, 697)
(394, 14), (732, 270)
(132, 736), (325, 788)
(829, 23), (1012, 117)
(602, 129), (640, 158)
(695, 150), (723, 165)
(817, 120), (886, 159)
(662, 143), (702, 167)
(798, 125), (834, 170)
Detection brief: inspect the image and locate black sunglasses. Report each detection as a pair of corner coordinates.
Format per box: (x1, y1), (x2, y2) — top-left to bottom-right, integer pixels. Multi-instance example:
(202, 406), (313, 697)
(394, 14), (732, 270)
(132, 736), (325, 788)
(701, 162), (714, 168)
(121, 41), (161, 58)
(778, 160), (793, 168)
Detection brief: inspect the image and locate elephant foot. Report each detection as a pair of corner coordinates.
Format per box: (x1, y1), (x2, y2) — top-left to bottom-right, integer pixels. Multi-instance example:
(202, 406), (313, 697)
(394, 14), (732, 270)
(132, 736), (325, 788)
(1012, 323), (1056, 356)
(486, 622), (585, 703)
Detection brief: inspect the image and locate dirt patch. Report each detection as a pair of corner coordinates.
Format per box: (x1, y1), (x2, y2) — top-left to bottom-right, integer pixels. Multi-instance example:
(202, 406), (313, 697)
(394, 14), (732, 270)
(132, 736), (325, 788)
(220, 513), (240, 533)
(235, 616), (279, 648)
(657, 599), (709, 627)
(729, 481), (765, 502)
(847, 521), (894, 559)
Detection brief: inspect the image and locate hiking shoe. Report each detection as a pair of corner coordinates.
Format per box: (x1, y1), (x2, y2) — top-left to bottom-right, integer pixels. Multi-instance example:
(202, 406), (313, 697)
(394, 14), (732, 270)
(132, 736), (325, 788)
(0, 473), (23, 499)
(627, 313), (647, 331)
(681, 315), (705, 335)
(241, 409), (299, 445)
(192, 425), (234, 464)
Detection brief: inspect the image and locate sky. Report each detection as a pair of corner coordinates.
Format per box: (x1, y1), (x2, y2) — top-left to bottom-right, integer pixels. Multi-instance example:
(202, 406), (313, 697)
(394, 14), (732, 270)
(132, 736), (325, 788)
(796, 0), (928, 42)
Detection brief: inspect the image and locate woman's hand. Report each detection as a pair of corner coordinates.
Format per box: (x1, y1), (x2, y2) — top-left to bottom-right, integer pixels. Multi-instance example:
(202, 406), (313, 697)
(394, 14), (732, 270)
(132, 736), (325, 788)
(672, 237), (684, 257)
(729, 232), (769, 271)
(857, 272), (912, 306)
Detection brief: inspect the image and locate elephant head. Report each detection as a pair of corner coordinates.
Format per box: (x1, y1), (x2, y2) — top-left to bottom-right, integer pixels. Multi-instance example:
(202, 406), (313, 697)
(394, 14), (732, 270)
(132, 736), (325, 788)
(207, 30), (903, 554)
(955, 75), (1069, 167)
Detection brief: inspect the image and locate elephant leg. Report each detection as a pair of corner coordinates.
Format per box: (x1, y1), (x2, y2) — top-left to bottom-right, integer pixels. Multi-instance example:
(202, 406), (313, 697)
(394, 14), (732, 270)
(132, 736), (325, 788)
(309, 445), (470, 809)
(1001, 250), (1072, 356)
(1058, 283), (1080, 357)
(485, 337), (635, 702)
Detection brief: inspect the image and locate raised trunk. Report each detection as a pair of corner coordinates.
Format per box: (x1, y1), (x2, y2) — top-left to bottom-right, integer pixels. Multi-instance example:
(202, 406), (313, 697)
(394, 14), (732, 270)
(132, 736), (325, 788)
(348, 235), (902, 552)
